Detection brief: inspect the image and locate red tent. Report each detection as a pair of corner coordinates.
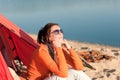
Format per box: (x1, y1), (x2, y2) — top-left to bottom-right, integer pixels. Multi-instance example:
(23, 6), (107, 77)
(0, 14), (39, 79)
(0, 51), (14, 80)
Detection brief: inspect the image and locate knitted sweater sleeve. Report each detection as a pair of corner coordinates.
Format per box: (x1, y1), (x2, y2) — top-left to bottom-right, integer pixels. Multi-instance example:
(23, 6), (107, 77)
(38, 45), (68, 77)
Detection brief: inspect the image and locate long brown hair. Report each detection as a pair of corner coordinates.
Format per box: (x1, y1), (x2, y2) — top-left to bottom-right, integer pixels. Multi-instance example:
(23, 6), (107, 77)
(37, 23), (58, 44)
(37, 23), (59, 60)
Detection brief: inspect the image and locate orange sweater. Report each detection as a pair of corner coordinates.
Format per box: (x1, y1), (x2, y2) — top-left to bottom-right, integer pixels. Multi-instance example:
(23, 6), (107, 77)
(27, 44), (83, 80)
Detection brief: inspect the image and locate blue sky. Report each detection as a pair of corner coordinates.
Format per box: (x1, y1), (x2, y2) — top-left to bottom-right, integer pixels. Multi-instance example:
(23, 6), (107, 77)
(0, 0), (120, 46)
(1, 0), (120, 14)
(0, 0), (82, 14)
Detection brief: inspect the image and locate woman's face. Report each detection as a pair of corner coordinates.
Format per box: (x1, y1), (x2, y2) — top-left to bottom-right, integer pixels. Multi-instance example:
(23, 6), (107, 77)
(49, 25), (64, 42)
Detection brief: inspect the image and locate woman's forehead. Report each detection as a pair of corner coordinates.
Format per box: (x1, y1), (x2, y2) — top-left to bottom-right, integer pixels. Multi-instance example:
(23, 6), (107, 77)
(51, 25), (60, 31)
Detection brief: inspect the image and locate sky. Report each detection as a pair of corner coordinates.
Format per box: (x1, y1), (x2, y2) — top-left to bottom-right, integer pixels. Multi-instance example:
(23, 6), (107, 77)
(1, 0), (120, 14)
(0, 0), (81, 14)
(0, 0), (120, 46)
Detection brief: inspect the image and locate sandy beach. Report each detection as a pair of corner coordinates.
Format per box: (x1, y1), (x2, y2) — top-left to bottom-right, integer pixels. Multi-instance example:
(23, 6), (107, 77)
(29, 34), (120, 80)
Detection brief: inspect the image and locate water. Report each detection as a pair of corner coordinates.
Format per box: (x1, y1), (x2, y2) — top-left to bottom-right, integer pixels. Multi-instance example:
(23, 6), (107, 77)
(1, 0), (120, 47)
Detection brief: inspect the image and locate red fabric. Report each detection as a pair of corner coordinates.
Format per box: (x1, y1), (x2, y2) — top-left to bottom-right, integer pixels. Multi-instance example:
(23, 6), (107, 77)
(0, 37), (3, 50)
(0, 14), (39, 79)
(0, 51), (14, 80)
(10, 30), (37, 66)
(0, 14), (39, 67)
(0, 26), (17, 62)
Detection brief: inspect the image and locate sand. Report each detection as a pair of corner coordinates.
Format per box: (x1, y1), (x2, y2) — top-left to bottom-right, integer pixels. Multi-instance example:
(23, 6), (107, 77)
(29, 34), (120, 80)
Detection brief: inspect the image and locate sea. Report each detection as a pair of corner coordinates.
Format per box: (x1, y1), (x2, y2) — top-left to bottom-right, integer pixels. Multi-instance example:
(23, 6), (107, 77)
(1, 0), (120, 47)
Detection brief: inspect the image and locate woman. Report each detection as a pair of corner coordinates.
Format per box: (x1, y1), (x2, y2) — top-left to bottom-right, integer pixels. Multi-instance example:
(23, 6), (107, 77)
(27, 23), (91, 80)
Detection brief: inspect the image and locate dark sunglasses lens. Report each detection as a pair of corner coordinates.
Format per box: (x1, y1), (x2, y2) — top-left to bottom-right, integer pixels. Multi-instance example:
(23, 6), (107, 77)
(53, 30), (59, 34)
(52, 29), (63, 35)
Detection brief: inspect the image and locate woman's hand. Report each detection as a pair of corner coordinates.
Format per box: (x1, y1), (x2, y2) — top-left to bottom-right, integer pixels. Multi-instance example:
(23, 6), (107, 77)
(51, 38), (71, 49)
(62, 39), (71, 49)
(52, 37), (63, 48)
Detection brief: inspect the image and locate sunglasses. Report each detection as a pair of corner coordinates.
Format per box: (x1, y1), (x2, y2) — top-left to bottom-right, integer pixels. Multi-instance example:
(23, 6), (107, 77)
(51, 29), (63, 35)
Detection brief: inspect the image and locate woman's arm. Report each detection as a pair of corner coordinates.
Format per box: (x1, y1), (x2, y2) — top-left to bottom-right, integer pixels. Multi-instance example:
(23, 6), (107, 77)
(62, 40), (84, 70)
(38, 44), (68, 77)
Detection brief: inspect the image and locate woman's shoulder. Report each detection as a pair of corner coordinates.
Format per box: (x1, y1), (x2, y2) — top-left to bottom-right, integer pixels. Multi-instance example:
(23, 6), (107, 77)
(37, 43), (48, 51)
(32, 43), (48, 56)
(39, 43), (47, 48)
